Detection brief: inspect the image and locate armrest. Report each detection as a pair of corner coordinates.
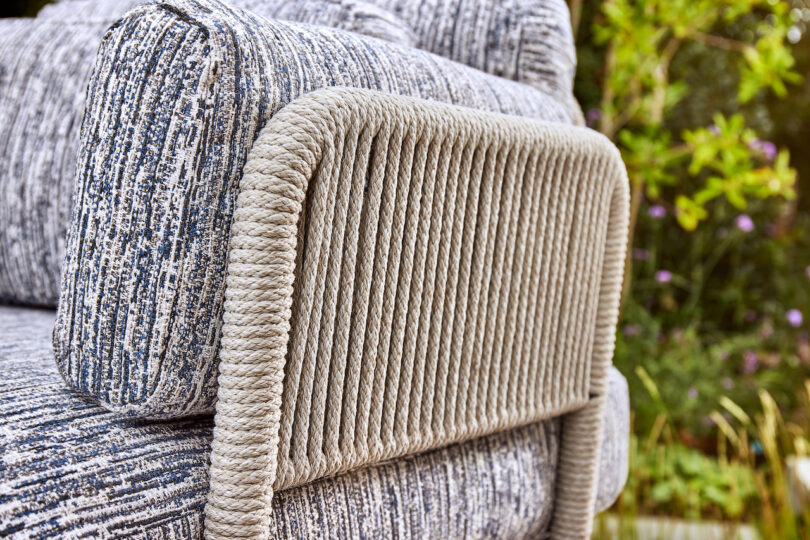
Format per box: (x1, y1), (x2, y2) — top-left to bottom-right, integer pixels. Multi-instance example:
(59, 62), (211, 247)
(205, 88), (629, 540)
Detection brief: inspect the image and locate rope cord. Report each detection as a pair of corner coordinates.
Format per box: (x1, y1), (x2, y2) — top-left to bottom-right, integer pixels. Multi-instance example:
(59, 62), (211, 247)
(205, 87), (629, 539)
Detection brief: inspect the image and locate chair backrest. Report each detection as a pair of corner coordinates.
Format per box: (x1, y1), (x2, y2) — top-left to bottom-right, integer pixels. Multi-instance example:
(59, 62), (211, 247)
(364, 0), (579, 109)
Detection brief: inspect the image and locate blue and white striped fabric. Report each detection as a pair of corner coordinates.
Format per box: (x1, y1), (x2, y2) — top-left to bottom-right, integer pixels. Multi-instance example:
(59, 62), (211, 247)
(597, 367), (631, 511)
(0, 16), (108, 306)
(54, 0), (580, 418)
(41, 0), (579, 105)
(365, 0), (580, 113)
(0, 0), (579, 308)
(37, 0), (418, 46)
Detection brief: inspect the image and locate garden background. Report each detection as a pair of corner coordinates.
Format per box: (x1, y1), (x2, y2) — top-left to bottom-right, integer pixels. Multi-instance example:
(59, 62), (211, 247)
(5, 0), (810, 536)
(573, 0), (810, 536)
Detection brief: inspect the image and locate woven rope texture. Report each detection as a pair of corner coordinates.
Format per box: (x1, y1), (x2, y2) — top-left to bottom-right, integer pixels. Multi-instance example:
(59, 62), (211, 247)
(205, 88), (629, 539)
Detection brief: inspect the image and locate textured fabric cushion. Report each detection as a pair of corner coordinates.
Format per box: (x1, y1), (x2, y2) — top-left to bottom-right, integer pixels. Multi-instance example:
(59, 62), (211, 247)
(596, 366), (630, 511)
(36, 0), (145, 21)
(38, 0), (416, 47)
(0, 0), (412, 307)
(54, 0), (576, 418)
(43, 0), (580, 118)
(0, 17), (106, 306)
(364, 0), (579, 115)
(0, 306), (562, 539)
(245, 0), (416, 46)
(0, 306), (627, 537)
(40, 0), (579, 104)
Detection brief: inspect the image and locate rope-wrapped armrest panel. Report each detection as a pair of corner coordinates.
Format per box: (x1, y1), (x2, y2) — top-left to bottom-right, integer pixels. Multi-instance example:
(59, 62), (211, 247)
(205, 87), (629, 539)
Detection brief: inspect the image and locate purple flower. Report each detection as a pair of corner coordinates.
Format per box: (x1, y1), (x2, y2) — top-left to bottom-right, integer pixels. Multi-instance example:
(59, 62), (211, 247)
(633, 248), (650, 261)
(750, 138), (777, 161)
(722, 377), (734, 390)
(586, 108), (601, 126)
(787, 309), (803, 328)
(745, 310), (758, 322)
(735, 214), (754, 233)
(709, 124), (720, 135)
(655, 270), (672, 283)
(762, 142), (777, 161)
(687, 387), (698, 399)
(742, 350), (758, 374)
(623, 324), (641, 337)
(648, 205), (667, 219)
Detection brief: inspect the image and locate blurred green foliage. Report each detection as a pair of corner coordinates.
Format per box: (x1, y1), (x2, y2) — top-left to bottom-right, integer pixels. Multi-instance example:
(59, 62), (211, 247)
(573, 0), (810, 449)
(622, 435), (759, 520)
(585, 0), (799, 231)
(602, 383), (810, 537)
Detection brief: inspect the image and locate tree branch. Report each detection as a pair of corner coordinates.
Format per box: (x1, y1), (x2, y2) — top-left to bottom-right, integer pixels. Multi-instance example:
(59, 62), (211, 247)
(692, 31), (748, 53)
(569, 0), (584, 40)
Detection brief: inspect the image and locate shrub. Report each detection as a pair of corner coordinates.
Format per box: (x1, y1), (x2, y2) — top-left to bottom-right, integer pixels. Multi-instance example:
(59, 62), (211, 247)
(573, 0), (810, 444)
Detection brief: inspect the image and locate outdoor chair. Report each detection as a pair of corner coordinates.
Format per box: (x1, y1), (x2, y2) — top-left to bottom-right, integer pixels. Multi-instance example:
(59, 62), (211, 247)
(0, 0), (630, 538)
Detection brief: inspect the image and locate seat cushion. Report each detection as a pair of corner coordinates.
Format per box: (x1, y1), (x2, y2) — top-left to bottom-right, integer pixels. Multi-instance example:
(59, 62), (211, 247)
(53, 0), (577, 418)
(0, 306), (562, 538)
(0, 305), (626, 537)
(597, 366), (630, 511)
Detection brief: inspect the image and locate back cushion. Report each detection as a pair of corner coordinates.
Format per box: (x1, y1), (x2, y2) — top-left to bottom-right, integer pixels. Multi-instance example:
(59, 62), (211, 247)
(243, 0), (416, 46)
(365, 0), (579, 114)
(38, 0), (416, 46)
(0, 18), (107, 306)
(0, 0), (412, 306)
(53, 0), (577, 417)
(36, 0), (145, 21)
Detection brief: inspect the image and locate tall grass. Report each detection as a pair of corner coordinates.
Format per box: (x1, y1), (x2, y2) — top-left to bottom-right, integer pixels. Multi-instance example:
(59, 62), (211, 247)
(597, 367), (810, 538)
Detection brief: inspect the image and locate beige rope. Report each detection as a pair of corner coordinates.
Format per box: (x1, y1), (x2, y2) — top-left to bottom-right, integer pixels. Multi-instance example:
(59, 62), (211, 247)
(205, 87), (629, 540)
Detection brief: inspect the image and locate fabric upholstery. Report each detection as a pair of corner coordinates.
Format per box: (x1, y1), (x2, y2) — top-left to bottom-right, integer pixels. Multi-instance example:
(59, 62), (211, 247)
(41, 0), (578, 109)
(0, 17), (105, 306)
(38, 0), (417, 47)
(596, 366), (630, 511)
(0, 0), (413, 307)
(54, 0), (577, 418)
(36, 0), (145, 21)
(243, 0), (416, 46)
(365, 0), (579, 111)
(0, 306), (566, 539)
